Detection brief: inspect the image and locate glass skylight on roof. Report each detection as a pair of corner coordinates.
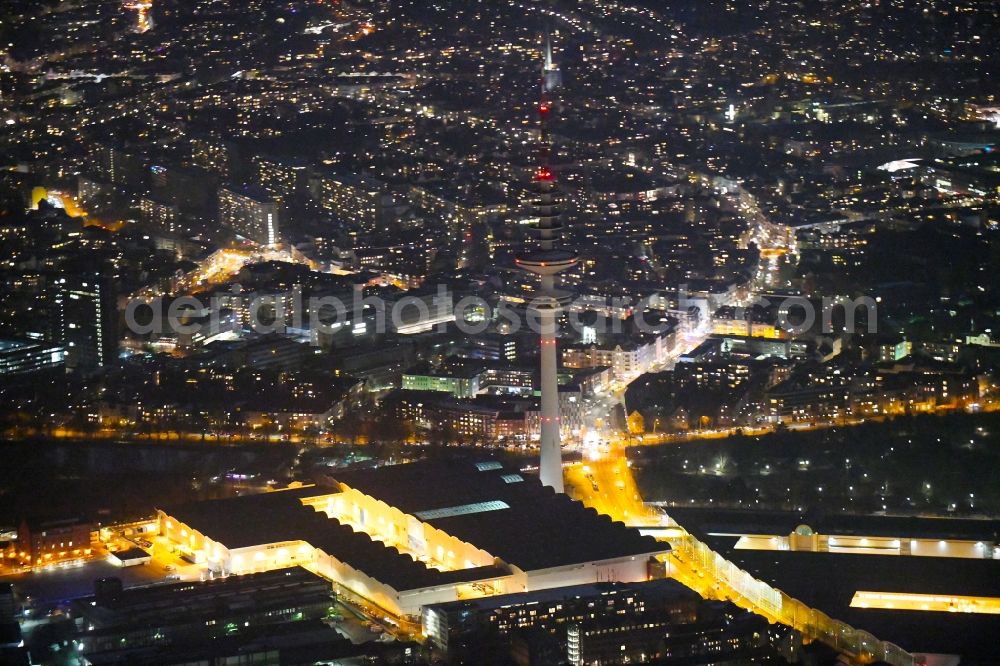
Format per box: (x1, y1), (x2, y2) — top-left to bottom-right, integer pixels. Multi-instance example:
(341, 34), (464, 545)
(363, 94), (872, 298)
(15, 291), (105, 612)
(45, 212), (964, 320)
(475, 461), (503, 472)
(501, 474), (524, 484)
(414, 500), (510, 521)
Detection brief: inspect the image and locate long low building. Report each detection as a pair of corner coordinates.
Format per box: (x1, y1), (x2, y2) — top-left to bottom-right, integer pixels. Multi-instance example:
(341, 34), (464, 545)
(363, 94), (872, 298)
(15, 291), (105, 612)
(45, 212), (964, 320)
(662, 507), (1000, 662)
(157, 461), (669, 620)
(663, 507), (1000, 559)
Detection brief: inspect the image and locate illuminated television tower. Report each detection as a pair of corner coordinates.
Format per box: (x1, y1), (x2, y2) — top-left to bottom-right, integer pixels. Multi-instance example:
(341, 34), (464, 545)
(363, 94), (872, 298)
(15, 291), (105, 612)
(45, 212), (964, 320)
(516, 50), (577, 493)
(125, 0), (153, 33)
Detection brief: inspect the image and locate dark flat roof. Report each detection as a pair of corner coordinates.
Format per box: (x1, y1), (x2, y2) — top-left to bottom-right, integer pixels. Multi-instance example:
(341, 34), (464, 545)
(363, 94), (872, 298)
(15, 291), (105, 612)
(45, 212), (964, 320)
(76, 567), (329, 628)
(722, 549), (1000, 659)
(425, 578), (698, 614)
(163, 462), (667, 592)
(730, 549), (1000, 600)
(112, 548), (150, 562)
(84, 619), (357, 666)
(330, 460), (668, 571)
(161, 489), (502, 592)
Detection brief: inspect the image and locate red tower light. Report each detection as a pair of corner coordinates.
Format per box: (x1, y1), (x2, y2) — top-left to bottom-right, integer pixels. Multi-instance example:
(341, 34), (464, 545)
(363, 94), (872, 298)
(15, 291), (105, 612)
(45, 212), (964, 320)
(535, 167), (554, 182)
(539, 102), (550, 115)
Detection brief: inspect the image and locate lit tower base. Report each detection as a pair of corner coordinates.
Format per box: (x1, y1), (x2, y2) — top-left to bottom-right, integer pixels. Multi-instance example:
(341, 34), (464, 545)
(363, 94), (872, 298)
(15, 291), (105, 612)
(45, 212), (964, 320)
(516, 164), (577, 493)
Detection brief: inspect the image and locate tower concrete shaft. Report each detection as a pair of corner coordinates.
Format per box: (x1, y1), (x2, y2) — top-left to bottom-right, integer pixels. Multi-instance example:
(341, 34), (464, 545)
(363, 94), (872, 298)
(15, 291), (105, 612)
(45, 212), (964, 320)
(537, 274), (562, 492)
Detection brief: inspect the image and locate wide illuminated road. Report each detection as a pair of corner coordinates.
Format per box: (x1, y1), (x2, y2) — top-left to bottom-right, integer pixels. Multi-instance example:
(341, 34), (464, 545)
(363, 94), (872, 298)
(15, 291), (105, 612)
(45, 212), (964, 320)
(566, 445), (661, 525)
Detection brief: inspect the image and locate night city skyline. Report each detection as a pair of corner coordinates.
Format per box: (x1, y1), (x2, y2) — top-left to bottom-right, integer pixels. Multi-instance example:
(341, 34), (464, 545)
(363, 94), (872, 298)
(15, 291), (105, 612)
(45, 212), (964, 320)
(1, 1), (999, 665)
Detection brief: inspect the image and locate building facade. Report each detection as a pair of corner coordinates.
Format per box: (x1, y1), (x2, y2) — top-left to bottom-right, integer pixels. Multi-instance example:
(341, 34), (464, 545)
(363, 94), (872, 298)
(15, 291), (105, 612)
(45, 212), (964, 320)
(218, 185), (280, 246)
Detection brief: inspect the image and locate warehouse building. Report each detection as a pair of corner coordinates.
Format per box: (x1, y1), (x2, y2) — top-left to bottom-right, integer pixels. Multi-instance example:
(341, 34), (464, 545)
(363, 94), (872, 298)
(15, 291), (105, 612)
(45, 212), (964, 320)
(157, 461), (669, 621)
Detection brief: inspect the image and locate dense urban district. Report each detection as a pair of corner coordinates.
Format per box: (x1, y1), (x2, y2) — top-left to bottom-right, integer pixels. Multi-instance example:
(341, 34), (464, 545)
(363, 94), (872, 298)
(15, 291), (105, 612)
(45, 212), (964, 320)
(1, 1), (999, 665)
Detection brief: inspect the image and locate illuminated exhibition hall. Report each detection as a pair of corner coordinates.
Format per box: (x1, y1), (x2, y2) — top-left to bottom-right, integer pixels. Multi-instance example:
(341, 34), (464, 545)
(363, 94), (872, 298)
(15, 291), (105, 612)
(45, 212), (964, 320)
(158, 461), (669, 621)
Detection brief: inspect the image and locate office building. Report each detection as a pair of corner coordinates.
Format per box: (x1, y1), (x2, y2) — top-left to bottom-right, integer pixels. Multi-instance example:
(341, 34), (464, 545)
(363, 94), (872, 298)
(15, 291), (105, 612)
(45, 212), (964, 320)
(17, 516), (93, 567)
(402, 362), (482, 398)
(54, 273), (118, 373)
(0, 339), (65, 376)
(218, 185), (280, 246)
(254, 155), (310, 204)
(313, 172), (391, 230)
(139, 195), (180, 234)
